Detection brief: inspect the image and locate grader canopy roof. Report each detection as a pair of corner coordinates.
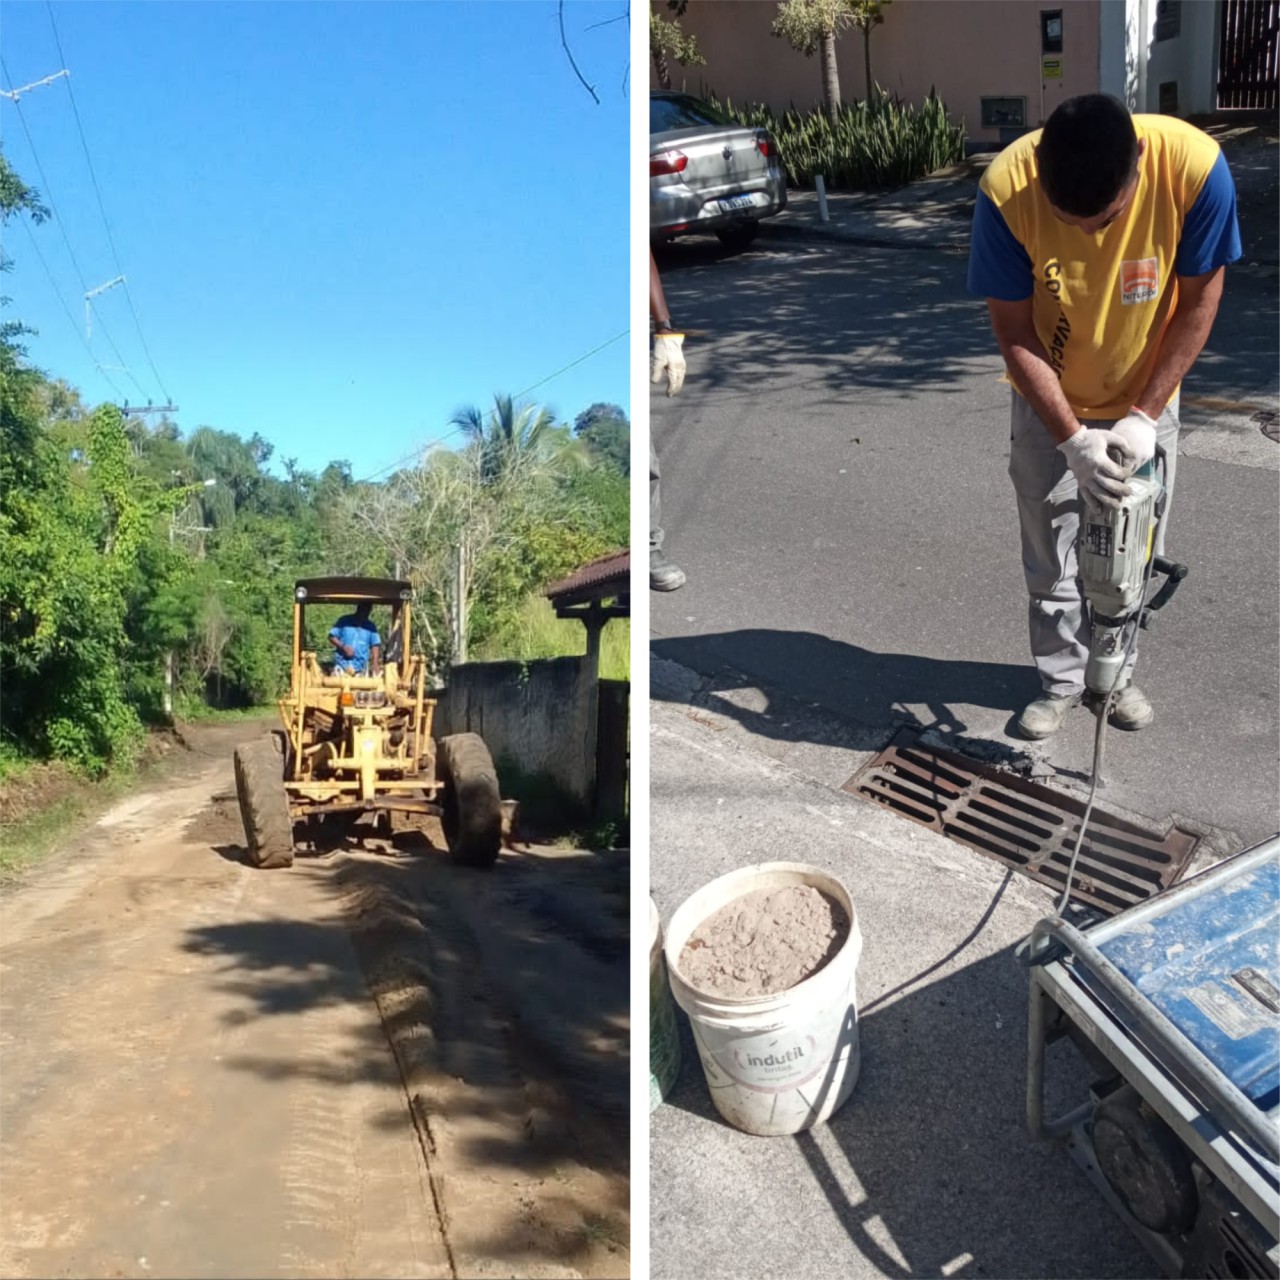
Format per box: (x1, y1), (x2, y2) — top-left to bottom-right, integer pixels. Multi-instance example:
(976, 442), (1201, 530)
(293, 577), (413, 604)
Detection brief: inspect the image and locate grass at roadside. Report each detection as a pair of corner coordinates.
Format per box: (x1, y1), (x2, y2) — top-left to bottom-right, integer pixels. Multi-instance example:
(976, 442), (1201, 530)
(0, 758), (141, 881)
(0, 715), (260, 884)
(475, 595), (629, 680)
(174, 703), (277, 723)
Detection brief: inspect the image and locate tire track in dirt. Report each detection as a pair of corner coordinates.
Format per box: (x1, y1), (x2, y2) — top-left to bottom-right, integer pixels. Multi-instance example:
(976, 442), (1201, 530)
(0, 725), (452, 1280)
(337, 840), (630, 1280)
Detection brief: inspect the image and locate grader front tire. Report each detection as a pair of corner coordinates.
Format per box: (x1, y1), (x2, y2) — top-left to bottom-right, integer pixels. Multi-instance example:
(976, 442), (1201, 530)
(233, 739), (295, 869)
(438, 733), (502, 869)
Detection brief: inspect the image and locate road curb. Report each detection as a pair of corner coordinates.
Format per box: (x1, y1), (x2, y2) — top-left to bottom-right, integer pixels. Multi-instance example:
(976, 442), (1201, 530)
(759, 219), (970, 252)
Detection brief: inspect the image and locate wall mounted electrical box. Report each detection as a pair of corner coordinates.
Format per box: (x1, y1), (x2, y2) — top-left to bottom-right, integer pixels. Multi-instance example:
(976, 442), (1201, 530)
(1041, 9), (1063, 54)
(981, 96), (1027, 129)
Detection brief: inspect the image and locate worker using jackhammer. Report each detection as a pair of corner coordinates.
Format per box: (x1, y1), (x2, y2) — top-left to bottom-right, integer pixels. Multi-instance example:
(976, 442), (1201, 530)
(967, 94), (1241, 740)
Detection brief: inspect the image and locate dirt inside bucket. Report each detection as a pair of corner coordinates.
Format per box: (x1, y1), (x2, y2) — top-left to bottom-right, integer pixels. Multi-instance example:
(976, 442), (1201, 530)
(678, 884), (849, 998)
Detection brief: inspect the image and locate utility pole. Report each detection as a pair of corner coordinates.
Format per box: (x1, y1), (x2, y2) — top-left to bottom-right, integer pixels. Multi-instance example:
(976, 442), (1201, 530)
(164, 477), (216, 717)
(84, 276), (125, 341)
(121, 402), (179, 419)
(0, 69), (69, 101)
(452, 543), (469, 664)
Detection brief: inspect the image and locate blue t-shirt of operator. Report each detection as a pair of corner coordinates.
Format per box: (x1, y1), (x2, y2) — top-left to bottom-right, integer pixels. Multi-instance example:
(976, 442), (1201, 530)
(329, 613), (381, 673)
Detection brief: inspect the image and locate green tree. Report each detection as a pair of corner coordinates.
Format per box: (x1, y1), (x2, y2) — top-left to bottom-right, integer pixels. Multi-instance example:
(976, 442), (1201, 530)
(650, 1), (705, 91)
(450, 393), (561, 491)
(772, 0), (892, 122)
(573, 402), (630, 475)
(0, 149), (49, 356)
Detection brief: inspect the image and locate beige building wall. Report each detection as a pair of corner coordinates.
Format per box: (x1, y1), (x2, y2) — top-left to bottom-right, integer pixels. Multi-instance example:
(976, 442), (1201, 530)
(653, 0), (1107, 145)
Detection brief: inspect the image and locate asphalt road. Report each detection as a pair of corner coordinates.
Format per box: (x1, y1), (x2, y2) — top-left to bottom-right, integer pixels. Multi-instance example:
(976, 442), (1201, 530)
(650, 235), (1280, 848)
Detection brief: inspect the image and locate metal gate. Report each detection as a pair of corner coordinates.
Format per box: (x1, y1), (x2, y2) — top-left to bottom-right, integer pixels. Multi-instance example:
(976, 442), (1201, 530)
(595, 679), (630, 823)
(1218, 0), (1279, 110)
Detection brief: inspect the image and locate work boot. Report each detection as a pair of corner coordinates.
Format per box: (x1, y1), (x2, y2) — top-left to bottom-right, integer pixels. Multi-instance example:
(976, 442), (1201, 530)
(1015, 691), (1082, 740)
(1107, 684), (1154, 731)
(650, 551), (686, 592)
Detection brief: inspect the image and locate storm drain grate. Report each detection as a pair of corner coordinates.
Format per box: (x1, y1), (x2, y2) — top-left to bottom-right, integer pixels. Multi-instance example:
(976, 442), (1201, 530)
(1252, 409), (1279, 443)
(842, 729), (1200, 916)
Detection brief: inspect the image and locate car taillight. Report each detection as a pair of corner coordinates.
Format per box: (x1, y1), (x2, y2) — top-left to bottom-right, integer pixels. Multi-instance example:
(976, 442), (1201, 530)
(756, 137), (772, 158)
(650, 150), (688, 176)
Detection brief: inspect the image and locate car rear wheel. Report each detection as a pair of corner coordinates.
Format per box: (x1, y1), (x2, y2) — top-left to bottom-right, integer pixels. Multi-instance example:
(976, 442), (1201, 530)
(233, 739), (294, 869)
(438, 733), (502, 868)
(716, 221), (759, 252)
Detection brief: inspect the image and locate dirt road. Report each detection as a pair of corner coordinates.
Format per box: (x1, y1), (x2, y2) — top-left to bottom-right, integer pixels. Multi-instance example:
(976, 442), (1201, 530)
(0, 722), (629, 1279)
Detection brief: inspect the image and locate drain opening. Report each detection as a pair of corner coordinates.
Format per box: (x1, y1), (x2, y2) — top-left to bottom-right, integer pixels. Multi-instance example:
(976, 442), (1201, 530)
(843, 729), (1199, 915)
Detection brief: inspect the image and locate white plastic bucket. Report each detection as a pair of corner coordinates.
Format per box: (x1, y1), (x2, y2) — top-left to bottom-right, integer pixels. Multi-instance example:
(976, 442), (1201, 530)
(650, 897), (682, 1111)
(664, 862), (862, 1137)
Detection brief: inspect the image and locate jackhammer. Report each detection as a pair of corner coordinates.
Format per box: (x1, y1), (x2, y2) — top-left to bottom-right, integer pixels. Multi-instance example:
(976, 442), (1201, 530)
(1058, 444), (1189, 912)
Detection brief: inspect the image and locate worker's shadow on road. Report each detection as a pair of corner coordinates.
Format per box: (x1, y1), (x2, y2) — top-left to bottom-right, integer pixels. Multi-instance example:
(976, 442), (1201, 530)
(655, 929), (1155, 1280)
(651, 628), (1042, 749)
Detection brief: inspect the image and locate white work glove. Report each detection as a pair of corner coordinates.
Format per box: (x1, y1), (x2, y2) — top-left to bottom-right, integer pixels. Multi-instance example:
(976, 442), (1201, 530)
(651, 332), (686, 396)
(1058, 427), (1135, 509)
(1109, 408), (1158, 473)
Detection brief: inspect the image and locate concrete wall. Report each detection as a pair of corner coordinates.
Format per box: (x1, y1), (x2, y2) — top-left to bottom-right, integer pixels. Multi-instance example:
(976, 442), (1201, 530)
(1138, 0), (1220, 116)
(433, 657), (596, 811)
(654, 0), (1105, 144)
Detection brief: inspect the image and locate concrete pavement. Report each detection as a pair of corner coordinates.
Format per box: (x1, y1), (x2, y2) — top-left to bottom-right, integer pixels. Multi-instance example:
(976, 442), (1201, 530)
(649, 690), (1159, 1280)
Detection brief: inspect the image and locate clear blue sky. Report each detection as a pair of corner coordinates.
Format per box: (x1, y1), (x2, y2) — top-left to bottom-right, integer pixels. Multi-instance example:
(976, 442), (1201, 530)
(1, 0), (630, 479)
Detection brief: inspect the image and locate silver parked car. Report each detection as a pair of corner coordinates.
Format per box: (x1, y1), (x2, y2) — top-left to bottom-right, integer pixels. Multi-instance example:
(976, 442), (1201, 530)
(650, 91), (787, 251)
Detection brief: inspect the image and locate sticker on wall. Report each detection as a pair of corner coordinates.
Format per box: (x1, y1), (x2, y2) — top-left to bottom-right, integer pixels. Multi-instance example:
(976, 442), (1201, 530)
(1041, 56), (1063, 80)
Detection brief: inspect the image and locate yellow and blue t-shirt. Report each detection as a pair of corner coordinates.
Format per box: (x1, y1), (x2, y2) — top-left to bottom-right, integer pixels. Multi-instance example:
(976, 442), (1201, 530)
(966, 115), (1241, 419)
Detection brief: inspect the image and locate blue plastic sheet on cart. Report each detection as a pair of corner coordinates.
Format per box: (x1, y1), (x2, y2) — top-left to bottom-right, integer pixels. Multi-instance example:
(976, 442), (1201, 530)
(1097, 853), (1279, 1113)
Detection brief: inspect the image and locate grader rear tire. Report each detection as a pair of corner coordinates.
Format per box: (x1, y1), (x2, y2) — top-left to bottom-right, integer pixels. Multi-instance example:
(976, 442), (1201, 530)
(233, 738), (295, 869)
(438, 733), (502, 868)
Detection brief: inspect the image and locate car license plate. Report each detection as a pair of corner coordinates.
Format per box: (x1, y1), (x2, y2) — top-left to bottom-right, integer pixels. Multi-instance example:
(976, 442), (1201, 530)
(720, 194), (756, 213)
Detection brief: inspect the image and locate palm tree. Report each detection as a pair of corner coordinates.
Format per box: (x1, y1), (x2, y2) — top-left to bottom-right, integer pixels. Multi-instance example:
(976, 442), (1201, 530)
(449, 394), (558, 490)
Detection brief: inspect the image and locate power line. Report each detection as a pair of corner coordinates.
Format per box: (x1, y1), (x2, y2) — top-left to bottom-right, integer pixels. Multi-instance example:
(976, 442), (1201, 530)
(15, 216), (126, 398)
(514, 327), (627, 398)
(1, 54), (147, 399)
(356, 327), (629, 483)
(45, 1), (173, 403)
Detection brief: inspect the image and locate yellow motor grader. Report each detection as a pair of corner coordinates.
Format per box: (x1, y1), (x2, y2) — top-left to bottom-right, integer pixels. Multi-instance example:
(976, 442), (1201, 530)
(233, 576), (501, 868)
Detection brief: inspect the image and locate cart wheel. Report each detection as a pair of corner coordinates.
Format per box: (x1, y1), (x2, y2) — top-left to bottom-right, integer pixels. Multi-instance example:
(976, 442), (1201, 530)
(1092, 1087), (1198, 1236)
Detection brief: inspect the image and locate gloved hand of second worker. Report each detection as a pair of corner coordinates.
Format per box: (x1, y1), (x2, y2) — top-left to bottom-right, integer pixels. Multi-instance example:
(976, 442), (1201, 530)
(651, 332), (686, 396)
(1058, 427), (1134, 508)
(1109, 408), (1158, 472)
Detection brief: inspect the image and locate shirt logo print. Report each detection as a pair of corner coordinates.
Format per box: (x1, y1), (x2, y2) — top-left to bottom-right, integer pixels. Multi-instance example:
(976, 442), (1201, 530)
(1121, 257), (1159, 305)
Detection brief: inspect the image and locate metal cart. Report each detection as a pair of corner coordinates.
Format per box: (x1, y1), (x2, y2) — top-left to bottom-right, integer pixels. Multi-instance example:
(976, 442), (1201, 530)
(1025, 836), (1280, 1278)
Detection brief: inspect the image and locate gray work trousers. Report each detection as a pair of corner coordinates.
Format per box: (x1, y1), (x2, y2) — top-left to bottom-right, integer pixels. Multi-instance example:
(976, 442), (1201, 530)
(1008, 390), (1180, 697)
(650, 440), (663, 556)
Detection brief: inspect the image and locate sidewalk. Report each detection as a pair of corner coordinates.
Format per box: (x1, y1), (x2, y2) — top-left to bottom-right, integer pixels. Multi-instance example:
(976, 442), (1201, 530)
(648, 679), (1159, 1280)
(760, 154), (991, 254)
(759, 122), (1278, 265)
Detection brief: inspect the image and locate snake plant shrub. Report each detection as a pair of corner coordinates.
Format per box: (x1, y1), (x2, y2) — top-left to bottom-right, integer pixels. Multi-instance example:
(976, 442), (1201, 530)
(707, 88), (966, 191)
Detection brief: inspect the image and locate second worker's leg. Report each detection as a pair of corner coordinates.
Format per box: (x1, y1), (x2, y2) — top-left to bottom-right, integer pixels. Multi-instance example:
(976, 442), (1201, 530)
(650, 440), (685, 592)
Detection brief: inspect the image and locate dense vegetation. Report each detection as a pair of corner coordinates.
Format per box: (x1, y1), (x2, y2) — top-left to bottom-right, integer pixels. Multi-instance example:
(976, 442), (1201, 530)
(1, 152), (629, 778)
(708, 88), (966, 189)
